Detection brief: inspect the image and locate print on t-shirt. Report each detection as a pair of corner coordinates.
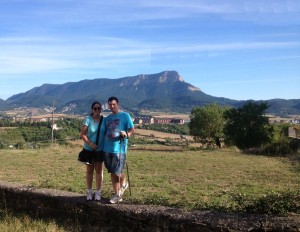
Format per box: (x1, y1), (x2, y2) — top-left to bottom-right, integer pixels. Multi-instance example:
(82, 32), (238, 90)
(107, 118), (120, 140)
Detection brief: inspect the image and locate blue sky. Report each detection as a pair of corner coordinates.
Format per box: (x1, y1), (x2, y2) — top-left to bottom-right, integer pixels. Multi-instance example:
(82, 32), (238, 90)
(0, 0), (299, 101)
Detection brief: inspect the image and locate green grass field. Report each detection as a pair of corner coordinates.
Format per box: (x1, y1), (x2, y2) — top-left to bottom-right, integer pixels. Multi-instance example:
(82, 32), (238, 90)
(0, 145), (299, 214)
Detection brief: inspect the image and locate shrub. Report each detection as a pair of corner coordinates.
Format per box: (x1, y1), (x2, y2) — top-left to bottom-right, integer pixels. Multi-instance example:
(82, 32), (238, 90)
(261, 123), (300, 156)
(229, 190), (300, 214)
(263, 140), (300, 156)
(245, 191), (300, 214)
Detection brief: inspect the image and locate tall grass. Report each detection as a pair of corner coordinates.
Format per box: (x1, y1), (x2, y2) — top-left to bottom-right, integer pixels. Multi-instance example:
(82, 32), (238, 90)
(0, 210), (66, 232)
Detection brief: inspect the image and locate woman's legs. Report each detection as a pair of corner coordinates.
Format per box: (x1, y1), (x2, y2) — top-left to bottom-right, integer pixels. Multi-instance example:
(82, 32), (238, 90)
(86, 164), (94, 200)
(95, 162), (103, 191)
(86, 164), (94, 190)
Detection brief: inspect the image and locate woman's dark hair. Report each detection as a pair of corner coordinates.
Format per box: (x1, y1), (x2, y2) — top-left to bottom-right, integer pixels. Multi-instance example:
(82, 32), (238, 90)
(90, 101), (102, 115)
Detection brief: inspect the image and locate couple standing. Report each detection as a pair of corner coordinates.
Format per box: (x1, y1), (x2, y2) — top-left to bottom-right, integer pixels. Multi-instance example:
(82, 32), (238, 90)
(80, 96), (134, 204)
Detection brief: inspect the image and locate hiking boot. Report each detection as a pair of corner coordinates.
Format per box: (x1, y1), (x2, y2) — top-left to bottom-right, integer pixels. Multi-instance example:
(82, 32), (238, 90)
(120, 182), (129, 196)
(109, 194), (122, 204)
(95, 191), (101, 201)
(86, 190), (93, 201)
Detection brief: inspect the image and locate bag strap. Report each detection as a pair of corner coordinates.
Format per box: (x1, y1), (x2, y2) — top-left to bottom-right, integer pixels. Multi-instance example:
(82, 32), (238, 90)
(94, 115), (103, 146)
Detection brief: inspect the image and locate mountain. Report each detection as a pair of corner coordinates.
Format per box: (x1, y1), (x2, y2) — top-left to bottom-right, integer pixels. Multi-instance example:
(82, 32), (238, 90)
(257, 99), (300, 116)
(2, 71), (300, 115)
(0, 99), (8, 109)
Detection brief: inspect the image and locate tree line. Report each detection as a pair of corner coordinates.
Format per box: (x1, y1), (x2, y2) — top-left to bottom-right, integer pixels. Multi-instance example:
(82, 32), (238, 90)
(1, 102), (300, 156)
(0, 118), (82, 149)
(189, 101), (300, 156)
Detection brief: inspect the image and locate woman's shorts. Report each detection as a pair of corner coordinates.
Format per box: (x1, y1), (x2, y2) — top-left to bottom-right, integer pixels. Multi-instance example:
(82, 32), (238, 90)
(103, 152), (126, 175)
(93, 150), (104, 163)
(78, 149), (104, 165)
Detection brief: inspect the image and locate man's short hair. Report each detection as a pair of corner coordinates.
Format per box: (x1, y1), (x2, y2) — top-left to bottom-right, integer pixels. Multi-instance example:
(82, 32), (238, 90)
(108, 96), (119, 103)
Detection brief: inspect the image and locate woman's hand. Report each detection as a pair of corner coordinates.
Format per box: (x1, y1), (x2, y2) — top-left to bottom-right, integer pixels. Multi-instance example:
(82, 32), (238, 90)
(90, 143), (97, 150)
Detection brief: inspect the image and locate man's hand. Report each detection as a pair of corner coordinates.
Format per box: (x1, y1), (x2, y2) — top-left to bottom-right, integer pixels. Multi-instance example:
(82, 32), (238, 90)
(120, 131), (127, 138)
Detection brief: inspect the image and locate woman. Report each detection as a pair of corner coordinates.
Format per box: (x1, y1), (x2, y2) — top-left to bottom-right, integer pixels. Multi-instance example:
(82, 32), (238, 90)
(80, 101), (104, 201)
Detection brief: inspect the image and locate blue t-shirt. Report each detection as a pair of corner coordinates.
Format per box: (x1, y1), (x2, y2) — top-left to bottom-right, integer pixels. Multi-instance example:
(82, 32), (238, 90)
(101, 112), (134, 154)
(82, 115), (103, 151)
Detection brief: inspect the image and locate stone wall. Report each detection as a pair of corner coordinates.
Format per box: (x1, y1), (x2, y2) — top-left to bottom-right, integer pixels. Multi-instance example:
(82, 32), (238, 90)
(0, 181), (299, 231)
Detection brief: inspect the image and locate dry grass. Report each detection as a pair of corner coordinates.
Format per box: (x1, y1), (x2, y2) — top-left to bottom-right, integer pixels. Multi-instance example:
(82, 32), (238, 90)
(134, 128), (193, 140)
(0, 145), (299, 212)
(138, 111), (189, 119)
(0, 212), (66, 232)
(0, 145), (299, 231)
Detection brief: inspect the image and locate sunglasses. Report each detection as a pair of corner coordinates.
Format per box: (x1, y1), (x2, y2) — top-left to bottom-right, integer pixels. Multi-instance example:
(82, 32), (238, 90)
(93, 107), (101, 110)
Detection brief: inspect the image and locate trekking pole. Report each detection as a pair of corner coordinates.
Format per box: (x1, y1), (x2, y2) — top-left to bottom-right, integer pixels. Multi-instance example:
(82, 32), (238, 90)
(126, 161), (132, 196)
(120, 134), (132, 196)
(118, 136), (123, 199)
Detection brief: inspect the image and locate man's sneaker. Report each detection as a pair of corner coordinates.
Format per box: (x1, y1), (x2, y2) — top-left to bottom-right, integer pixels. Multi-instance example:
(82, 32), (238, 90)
(109, 194), (122, 204)
(95, 191), (101, 201)
(120, 182), (129, 196)
(86, 190), (93, 201)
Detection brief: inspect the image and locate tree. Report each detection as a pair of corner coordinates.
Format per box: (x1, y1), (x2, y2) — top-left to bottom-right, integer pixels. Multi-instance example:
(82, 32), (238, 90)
(189, 103), (227, 147)
(223, 101), (273, 150)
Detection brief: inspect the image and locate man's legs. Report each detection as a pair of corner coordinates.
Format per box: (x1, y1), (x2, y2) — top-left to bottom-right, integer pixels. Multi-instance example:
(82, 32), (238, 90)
(111, 173), (126, 195)
(120, 173), (126, 190)
(105, 152), (128, 203)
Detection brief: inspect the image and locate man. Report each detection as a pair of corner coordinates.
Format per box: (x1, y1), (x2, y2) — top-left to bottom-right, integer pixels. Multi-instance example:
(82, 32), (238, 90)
(101, 96), (135, 204)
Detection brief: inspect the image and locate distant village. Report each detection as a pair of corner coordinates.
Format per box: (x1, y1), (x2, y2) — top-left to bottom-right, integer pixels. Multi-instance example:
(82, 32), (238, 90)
(2, 106), (300, 126)
(1, 107), (300, 141)
(7, 113), (186, 125)
(267, 115), (300, 125)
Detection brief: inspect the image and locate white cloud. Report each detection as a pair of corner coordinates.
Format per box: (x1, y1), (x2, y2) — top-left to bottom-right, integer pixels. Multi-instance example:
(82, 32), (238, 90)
(2, 0), (299, 26)
(151, 41), (300, 55)
(1, 34), (299, 76)
(0, 36), (152, 75)
(0, 0), (299, 100)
